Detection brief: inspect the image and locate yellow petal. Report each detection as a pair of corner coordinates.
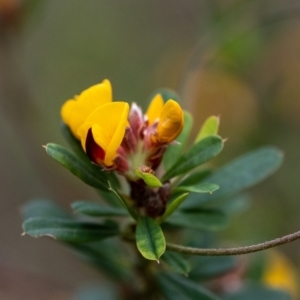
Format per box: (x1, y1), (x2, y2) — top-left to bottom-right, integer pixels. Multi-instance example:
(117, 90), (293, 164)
(262, 251), (298, 299)
(77, 122), (110, 152)
(60, 79), (112, 138)
(153, 100), (184, 144)
(80, 102), (129, 166)
(78, 79), (112, 107)
(146, 94), (164, 125)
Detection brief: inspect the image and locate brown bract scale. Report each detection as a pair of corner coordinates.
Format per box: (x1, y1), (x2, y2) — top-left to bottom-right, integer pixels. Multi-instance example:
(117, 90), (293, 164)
(130, 180), (171, 218)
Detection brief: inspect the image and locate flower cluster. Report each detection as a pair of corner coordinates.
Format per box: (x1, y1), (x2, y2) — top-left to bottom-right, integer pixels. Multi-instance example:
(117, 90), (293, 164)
(61, 80), (184, 217)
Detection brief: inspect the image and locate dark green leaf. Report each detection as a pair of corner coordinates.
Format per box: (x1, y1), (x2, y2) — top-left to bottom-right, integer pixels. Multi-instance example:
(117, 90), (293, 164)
(175, 183), (219, 194)
(178, 169), (212, 187)
(190, 256), (237, 280)
(136, 216), (166, 260)
(60, 122), (90, 163)
(23, 217), (119, 242)
(162, 136), (224, 181)
(223, 285), (291, 300)
(161, 251), (191, 276)
(22, 198), (71, 220)
(97, 189), (124, 208)
(108, 185), (138, 220)
(45, 143), (108, 190)
(72, 201), (127, 217)
(159, 193), (189, 223)
(156, 272), (220, 300)
(181, 147), (283, 209)
(135, 169), (162, 187)
(163, 111), (193, 171)
(71, 240), (132, 281)
(195, 116), (220, 143)
(219, 194), (251, 215)
(167, 209), (228, 231)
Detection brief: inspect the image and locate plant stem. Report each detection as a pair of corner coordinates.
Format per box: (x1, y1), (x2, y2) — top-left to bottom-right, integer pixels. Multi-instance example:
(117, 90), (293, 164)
(166, 230), (300, 256)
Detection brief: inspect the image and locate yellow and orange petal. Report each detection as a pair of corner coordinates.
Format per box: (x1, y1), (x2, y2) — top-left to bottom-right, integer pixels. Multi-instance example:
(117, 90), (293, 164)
(61, 79), (112, 138)
(151, 100), (184, 144)
(78, 102), (129, 166)
(146, 94), (164, 125)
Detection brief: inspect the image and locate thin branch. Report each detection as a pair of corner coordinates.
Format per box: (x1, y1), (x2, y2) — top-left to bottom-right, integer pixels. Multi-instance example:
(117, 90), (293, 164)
(166, 230), (300, 256)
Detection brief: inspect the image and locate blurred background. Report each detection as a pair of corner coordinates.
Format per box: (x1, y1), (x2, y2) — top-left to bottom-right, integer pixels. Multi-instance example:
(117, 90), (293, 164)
(1, 0), (300, 298)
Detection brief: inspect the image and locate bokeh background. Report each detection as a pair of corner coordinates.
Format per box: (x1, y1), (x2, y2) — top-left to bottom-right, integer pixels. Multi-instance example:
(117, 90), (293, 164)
(1, 0), (300, 299)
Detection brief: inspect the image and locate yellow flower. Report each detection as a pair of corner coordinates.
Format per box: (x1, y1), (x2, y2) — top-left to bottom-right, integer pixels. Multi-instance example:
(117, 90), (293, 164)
(146, 94), (184, 144)
(78, 102), (129, 166)
(61, 79), (112, 139)
(262, 251), (298, 299)
(61, 80), (129, 167)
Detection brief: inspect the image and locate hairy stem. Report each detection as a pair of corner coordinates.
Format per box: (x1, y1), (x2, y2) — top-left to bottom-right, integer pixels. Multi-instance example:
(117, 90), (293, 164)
(166, 230), (300, 256)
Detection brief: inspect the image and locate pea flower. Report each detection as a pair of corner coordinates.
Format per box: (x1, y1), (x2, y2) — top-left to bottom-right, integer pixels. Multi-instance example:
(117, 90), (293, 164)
(61, 80), (184, 217)
(61, 81), (184, 179)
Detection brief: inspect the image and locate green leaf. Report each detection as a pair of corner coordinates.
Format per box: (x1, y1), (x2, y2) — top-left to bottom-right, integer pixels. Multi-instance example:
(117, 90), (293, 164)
(159, 193), (190, 223)
(136, 216), (166, 260)
(195, 116), (220, 143)
(60, 122), (90, 163)
(71, 201), (127, 217)
(181, 147), (284, 209)
(167, 209), (228, 231)
(97, 189), (124, 208)
(22, 198), (71, 220)
(61, 123), (121, 191)
(162, 136), (224, 181)
(189, 256), (237, 280)
(163, 111), (193, 171)
(22, 217), (119, 243)
(223, 285), (291, 300)
(135, 169), (162, 187)
(71, 240), (132, 281)
(156, 272), (220, 300)
(178, 169), (212, 187)
(108, 185), (138, 220)
(219, 194), (251, 216)
(161, 251), (191, 276)
(175, 182), (219, 194)
(45, 143), (108, 190)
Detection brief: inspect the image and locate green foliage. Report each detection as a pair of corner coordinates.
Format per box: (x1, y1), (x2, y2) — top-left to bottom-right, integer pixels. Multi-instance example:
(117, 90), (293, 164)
(195, 116), (220, 143)
(136, 216), (166, 260)
(135, 169), (162, 187)
(45, 143), (108, 190)
(159, 192), (190, 223)
(162, 135), (224, 181)
(175, 182), (219, 194)
(182, 147), (283, 209)
(166, 209), (228, 231)
(161, 251), (191, 276)
(156, 273), (220, 300)
(189, 256), (237, 280)
(23, 217), (119, 243)
(22, 199), (119, 242)
(71, 201), (127, 217)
